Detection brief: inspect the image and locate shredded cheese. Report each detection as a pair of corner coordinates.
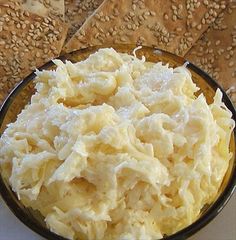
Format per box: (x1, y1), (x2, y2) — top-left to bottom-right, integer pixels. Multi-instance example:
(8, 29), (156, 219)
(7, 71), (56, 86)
(0, 48), (234, 240)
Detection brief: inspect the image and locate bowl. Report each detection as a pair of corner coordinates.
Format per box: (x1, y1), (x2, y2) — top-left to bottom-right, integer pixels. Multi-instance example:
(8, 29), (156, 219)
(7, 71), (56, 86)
(0, 44), (235, 240)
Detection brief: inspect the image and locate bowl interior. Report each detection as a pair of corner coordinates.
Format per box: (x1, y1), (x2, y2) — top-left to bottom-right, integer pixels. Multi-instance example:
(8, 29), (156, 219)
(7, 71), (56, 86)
(0, 44), (235, 240)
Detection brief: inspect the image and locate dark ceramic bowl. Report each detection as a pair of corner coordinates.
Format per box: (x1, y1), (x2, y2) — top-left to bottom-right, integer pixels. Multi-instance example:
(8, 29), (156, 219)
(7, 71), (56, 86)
(0, 45), (235, 240)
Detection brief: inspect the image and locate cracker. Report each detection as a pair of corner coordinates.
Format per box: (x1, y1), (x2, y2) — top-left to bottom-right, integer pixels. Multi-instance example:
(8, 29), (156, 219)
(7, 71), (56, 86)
(63, 0), (227, 56)
(64, 0), (103, 43)
(0, 1), (68, 104)
(186, 1), (236, 105)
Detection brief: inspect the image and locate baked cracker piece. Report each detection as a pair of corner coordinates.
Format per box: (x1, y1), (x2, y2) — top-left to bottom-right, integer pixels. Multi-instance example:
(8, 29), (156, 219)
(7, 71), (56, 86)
(0, 1), (68, 103)
(64, 0), (104, 43)
(186, 1), (236, 105)
(63, 0), (227, 56)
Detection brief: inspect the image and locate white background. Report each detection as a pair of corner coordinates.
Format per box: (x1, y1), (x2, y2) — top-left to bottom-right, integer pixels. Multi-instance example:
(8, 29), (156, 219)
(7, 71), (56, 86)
(0, 193), (235, 240)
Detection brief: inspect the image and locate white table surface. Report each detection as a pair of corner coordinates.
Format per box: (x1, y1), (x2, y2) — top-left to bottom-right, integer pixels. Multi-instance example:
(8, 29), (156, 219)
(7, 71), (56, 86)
(0, 193), (235, 240)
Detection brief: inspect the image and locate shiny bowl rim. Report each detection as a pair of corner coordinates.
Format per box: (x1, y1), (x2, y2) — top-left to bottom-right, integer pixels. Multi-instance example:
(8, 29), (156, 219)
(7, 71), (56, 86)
(0, 44), (235, 240)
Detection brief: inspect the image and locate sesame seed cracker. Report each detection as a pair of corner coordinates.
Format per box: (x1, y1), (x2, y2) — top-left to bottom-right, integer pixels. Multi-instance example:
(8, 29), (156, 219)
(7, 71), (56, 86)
(186, 1), (236, 105)
(63, 0), (227, 56)
(0, 1), (68, 104)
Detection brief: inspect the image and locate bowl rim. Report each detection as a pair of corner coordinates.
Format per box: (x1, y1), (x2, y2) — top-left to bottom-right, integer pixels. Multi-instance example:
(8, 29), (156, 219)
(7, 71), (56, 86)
(0, 44), (235, 240)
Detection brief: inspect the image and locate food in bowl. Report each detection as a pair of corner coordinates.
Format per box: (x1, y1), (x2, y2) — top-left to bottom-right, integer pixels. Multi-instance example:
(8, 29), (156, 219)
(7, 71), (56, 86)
(0, 48), (234, 240)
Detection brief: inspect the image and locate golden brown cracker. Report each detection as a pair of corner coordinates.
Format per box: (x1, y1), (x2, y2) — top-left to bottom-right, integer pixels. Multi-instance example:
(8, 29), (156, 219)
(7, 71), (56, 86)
(186, 1), (236, 105)
(63, 0), (227, 56)
(0, 1), (68, 103)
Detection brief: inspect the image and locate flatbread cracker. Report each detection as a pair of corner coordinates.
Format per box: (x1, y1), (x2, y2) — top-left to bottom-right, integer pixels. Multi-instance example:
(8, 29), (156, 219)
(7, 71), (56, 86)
(186, 1), (236, 104)
(65, 0), (103, 42)
(63, 0), (227, 56)
(0, 1), (68, 103)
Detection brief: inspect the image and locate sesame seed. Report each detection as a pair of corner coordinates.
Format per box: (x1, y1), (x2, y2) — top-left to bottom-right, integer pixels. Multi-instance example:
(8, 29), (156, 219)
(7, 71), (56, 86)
(36, 52), (41, 58)
(176, 27), (182, 32)
(172, 15), (177, 21)
(164, 13), (169, 20)
(208, 49), (213, 54)
(197, 24), (202, 30)
(191, 22), (197, 28)
(150, 11), (156, 16)
(127, 24), (132, 30)
(130, 11), (135, 17)
(187, 37), (193, 42)
(221, 4), (226, 9)
(215, 40), (220, 46)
